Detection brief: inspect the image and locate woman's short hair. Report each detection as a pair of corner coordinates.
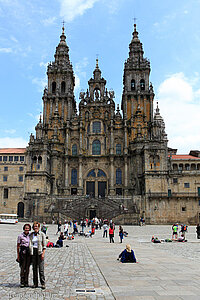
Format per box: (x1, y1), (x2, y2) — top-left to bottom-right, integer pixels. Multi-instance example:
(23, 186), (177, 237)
(32, 221), (40, 229)
(23, 223), (31, 231)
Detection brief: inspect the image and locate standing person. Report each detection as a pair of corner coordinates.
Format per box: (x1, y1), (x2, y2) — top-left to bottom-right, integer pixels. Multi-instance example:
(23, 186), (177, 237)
(29, 222), (46, 289)
(91, 223), (95, 235)
(119, 225), (124, 243)
(56, 221), (62, 234)
(109, 225), (114, 243)
(41, 222), (48, 235)
(17, 224), (31, 287)
(172, 223), (178, 240)
(180, 224), (187, 240)
(103, 222), (108, 238)
(64, 221), (69, 236)
(196, 224), (200, 239)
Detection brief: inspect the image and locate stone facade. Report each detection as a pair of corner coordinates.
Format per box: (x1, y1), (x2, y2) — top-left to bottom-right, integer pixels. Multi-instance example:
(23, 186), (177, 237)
(0, 149), (26, 217)
(1, 24), (200, 224)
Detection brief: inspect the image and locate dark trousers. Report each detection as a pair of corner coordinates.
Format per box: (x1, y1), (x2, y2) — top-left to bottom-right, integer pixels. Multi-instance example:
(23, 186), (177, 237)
(32, 248), (45, 286)
(103, 230), (107, 238)
(109, 234), (114, 243)
(20, 251), (31, 285)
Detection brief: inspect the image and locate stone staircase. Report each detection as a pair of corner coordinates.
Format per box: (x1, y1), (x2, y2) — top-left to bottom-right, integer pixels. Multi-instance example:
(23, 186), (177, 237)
(47, 195), (140, 224)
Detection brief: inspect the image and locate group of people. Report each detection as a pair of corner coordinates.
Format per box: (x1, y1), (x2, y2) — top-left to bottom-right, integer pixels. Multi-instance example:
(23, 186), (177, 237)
(172, 223), (188, 241)
(17, 222), (46, 289)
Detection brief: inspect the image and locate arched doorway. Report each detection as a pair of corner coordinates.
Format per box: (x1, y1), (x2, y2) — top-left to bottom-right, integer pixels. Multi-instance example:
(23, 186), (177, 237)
(86, 169), (107, 198)
(17, 202), (24, 218)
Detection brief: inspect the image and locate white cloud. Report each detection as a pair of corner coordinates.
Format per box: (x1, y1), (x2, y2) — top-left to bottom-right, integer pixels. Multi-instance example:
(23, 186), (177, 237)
(59, 0), (99, 22)
(75, 73), (80, 92)
(32, 76), (47, 92)
(0, 137), (28, 148)
(157, 72), (200, 153)
(0, 47), (12, 53)
(42, 16), (57, 26)
(4, 129), (16, 134)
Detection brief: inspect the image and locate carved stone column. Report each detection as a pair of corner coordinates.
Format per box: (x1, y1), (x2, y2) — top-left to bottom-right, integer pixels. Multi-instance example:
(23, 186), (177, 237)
(109, 157), (115, 195)
(78, 157), (83, 195)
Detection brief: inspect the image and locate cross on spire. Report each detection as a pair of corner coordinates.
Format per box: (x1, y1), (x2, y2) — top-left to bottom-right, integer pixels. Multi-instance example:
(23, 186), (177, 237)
(96, 54), (99, 68)
(62, 20), (65, 34)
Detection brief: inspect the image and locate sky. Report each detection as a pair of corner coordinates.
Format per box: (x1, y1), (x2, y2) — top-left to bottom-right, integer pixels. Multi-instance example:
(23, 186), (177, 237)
(0, 0), (200, 153)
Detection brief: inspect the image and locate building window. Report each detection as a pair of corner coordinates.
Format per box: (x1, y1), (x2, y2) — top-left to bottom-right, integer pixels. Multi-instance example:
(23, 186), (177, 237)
(19, 176), (23, 182)
(4, 167), (8, 171)
(182, 207), (186, 212)
(36, 164), (40, 170)
(3, 176), (7, 182)
(71, 169), (77, 185)
(184, 183), (190, 188)
(116, 188), (122, 195)
(87, 169), (96, 177)
(72, 144), (77, 156)
(36, 189), (39, 193)
(38, 156), (42, 164)
(131, 79), (135, 91)
(20, 156), (24, 162)
(0, 156), (2, 161)
(93, 121), (101, 133)
(61, 81), (66, 93)
(19, 167), (24, 172)
(168, 189), (172, 197)
(116, 144), (121, 155)
(87, 138), (89, 150)
(4, 188), (8, 199)
(173, 178), (178, 184)
(92, 140), (101, 155)
(116, 168), (122, 185)
(9, 156), (13, 162)
(3, 156), (7, 162)
(52, 81), (56, 93)
(97, 169), (106, 177)
(185, 164), (190, 171)
(14, 156), (19, 162)
(140, 79), (145, 90)
(104, 137), (106, 150)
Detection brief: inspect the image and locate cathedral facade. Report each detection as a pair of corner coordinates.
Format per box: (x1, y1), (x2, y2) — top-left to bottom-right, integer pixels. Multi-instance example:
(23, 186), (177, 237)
(1, 24), (200, 224)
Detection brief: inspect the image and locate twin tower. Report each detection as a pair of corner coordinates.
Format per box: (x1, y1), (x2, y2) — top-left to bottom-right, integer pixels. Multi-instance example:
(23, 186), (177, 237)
(24, 24), (168, 223)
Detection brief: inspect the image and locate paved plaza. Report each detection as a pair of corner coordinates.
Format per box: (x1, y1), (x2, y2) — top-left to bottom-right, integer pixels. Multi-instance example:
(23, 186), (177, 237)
(0, 223), (200, 300)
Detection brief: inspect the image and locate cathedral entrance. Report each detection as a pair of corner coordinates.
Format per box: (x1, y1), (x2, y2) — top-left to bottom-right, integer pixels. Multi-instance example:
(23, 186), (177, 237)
(86, 181), (95, 197)
(98, 182), (106, 198)
(89, 210), (96, 219)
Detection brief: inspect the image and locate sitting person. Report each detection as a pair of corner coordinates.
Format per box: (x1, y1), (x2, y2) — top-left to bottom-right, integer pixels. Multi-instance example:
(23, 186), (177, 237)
(46, 236), (54, 248)
(151, 236), (161, 243)
(59, 232), (66, 240)
(178, 234), (187, 242)
(55, 236), (63, 248)
(118, 244), (137, 263)
(67, 233), (74, 240)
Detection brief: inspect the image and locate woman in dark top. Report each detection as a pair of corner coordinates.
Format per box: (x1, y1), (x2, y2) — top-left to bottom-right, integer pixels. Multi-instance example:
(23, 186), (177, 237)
(118, 244), (137, 263)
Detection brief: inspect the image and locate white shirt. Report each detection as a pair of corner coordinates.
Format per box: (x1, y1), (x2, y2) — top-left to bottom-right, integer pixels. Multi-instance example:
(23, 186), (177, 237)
(32, 234), (38, 248)
(64, 223), (69, 231)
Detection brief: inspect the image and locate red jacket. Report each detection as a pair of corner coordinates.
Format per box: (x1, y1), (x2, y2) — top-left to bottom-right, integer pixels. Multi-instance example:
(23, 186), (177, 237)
(109, 228), (114, 235)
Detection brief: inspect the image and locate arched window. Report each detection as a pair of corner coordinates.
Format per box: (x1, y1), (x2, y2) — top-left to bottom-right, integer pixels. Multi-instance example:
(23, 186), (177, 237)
(92, 140), (101, 155)
(72, 144), (77, 156)
(140, 79), (145, 91)
(52, 82), (56, 93)
(71, 169), (77, 185)
(87, 169), (96, 177)
(116, 144), (121, 155)
(87, 124), (90, 133)
(38, 156), (42, 164)
(116, 168), (122, 185)
(61, 81), (65, 93)
(131, 79), (135, 91)
(93, 121), (101, 133)
(97, 169), (106, 177)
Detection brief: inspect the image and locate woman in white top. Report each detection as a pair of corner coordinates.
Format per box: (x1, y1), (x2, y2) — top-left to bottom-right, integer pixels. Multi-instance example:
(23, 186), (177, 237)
(29, 221), (46, 289)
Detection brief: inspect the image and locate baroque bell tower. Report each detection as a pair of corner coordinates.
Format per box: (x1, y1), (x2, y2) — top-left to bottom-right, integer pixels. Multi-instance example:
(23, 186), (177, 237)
(122, 23), (154, 142)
